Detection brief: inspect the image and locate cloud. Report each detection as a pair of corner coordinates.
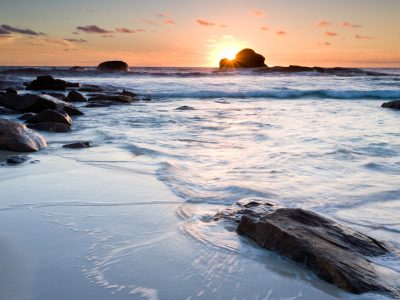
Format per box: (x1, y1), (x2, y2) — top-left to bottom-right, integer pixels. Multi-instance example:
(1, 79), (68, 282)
(261, 26), (269, 31)
(116, 27), (136, 33)
(355, 34), (373, 40)
(102, 34), (114, 38)
(136, 28), (146, 32)
(325, 31), (338, 37)
(76, 25), (113, 34)
(0, 24), (45, 36)
(196, 19), (215, 26)
(156, 13), (169, 18)
(248, 10), (266, 17)
(316, 21), (332, 27)
(276, 31), (287, 35)
(342, 22), (362, 28)
(64, 38), (88, 43)
(164, 19), (176, 25)
(318, 41), (331, 46)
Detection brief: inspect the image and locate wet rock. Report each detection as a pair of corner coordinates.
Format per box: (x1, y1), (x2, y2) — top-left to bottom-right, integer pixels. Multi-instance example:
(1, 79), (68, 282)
(6, 155), (29, 165)
(220, 48), (267, 69)
(28, 122), (71, 133)
(175, 105), (195, 111)
(0, 118), (47, 152)
(382, 101), (400, 110)
(237, 208), (399, 297)
(69, 66), (85, 71)
(97, 61), (129, 72)
(26, 75), (79, 91)
(0, 106), (18, 115)
(26, 109), (72, 126)
(5, 87), (17, 95)
(66, 90), (86, 102)
(18, 112), (36, 120)
(78, 84), (103, 93)
(88, 94), (133, 103)
(122, 90), (137, 97)
(45, 92), (67, 101)
(63, 142), (90, 149)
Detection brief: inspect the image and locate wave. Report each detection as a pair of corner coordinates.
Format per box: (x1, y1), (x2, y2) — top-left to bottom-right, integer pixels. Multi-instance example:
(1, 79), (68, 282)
(144, 88), (400, 100)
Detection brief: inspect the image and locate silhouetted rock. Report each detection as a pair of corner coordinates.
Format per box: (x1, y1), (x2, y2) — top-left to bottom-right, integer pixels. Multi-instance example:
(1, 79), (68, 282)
(220, 49), (267, 69)
(26, 109), (72, 126)
(28, 122), (71, 133)
(88, 94), (133, 103)
(45, 92), (67, 101)
(66, 90), (86, 102)
(0, 118), (47, 152)
(97, 61), (129, 72)
(5, 87), (17, 95)
(7, 155), (29, 164)
(69, 66), (85, 71)
(122, 90), (137, 97)
(26, 75), (79, 91)
(78, 84), (104, 92)
(0, 93), (83, 115)
(18, 113), (36, 120)
(237, 207), (399, 297)
(63, 142), (90, 149)
(382, 101), (400, 110)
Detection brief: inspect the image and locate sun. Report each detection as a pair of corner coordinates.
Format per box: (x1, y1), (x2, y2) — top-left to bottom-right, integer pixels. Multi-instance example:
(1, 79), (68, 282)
(219, 47), (238, 60)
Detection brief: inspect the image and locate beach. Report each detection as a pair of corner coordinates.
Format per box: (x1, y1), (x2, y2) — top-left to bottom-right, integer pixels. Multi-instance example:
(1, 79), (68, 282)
(0, 67), (399, 299)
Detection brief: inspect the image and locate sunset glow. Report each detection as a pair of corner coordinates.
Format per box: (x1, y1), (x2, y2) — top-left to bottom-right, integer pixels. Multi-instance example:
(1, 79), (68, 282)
(0, 0), (399, 67)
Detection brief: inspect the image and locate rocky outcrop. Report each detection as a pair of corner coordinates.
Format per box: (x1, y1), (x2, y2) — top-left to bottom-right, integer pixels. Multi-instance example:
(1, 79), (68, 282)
(26, 109), (72, 126)
(26, 75), (79, 91)
(382, 101), (400, 110)
(6, 155), (29, 164)
(97, 61), (129, 72)
(88, 94), (133, 103)
(62, 142), (90, 149)
(66, 90), (86, 102)
(0, 118), (47, 152)
(28, 122), (71, 133)
(220, 49), (267, 69)
(235, 205), (399, 297)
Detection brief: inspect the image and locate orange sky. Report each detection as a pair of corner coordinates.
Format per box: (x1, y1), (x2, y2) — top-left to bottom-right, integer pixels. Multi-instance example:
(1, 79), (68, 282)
(1, 0), (399, 67)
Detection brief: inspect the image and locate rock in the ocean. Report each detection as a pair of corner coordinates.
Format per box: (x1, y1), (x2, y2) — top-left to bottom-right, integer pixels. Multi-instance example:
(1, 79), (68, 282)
(6, 155), (29, 165)
(28, 122), (71, 133)
(88, 94), (133, 103)
(382, 101), (400, 110)
(26, 109), (72, 126)
(62, 142), (90, 149)
(97, 61), (129, 72)
(18, 112), (36, 120)
(78, 84), (104, 93)
(0, 118), (47, 152)
(26, 75), (79, 91)
(220, 49), (267, 69)
(5, 87), (17, 95)
(175, 105), (195, 111)
(67, 90), (86, 102)
(237, 207), (399, 297)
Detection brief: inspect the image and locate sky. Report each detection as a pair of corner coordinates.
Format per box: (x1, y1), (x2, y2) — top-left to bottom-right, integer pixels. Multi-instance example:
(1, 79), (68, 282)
(0, 0), (399, 67)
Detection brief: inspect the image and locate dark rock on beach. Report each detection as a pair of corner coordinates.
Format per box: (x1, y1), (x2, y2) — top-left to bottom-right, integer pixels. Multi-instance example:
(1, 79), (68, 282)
(236, 206), (400, 297)
(88, 94), (133, 103)
(97, 61), (129, 72)
(175, 105), (195, 111)
(220, 48), (267, 69)
(26, 109), (72, 126)
(66, 90), (86, 102)
(45, 92), (68, 101)
(28, 122), (71, 133)
(122, 90), (137, 98)
(382, 100), (400, 110)
(6, 155), (29, 165)
(18, 112), (36, 121)
(26, 75), (79, 91)
(78, 84), (104, 93)
(63, 141), (90, 149)
(0, 118), (47, 152)
(5, 87), (17, 95)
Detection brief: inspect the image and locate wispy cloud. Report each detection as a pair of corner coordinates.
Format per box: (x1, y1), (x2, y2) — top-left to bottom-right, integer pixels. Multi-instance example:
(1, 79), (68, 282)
(115, 27), (136, 33)
(325, 31), (338, 37)
(76, 25), (113, 34)
(0, 24), (45, 36)
(318, 41), (331, 46)
(101, 34), (114, 38)
(196, 19), (215, 26)
(261, 26), (269, 31)
(355, 34), (373, 40)
(276, 31), (287, 35)
(316, 21), (332, 27)
(248, 10), (266, 17)
(64, 38), (88, 43)
(342, 22), (362, 28)
(156, 13), (169, 18)
(164, 19), (176, 25)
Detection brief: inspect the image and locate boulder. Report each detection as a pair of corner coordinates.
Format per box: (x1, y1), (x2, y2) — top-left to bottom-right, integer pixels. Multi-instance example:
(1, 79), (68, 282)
(26, 109), (72, 126)
(18, 113), (36, 121)
(5, 87), (17, 95)
(97, 61), (128, 72)
(122, 90), (137, 97)
(67, 90), (86, 102)
(175, 105), (195, 111)
(0, 118), (47, 152)
(237, 207), (400, 297)
(88, 94), (133, 103)
(63, 142), (90, 149)
(45, 92), (68, 101)
(28, 122), (71, 133)
(382, 101), (400, 110)
(6, 155), (29, 165)
(220, 49), (267, 69)
(78, 85), (104, 93)
(26, 75), (79, 91)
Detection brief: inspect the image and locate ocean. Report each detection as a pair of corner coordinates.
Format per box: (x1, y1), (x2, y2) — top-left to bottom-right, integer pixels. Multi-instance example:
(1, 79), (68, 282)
(0, 67), (399, 299)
